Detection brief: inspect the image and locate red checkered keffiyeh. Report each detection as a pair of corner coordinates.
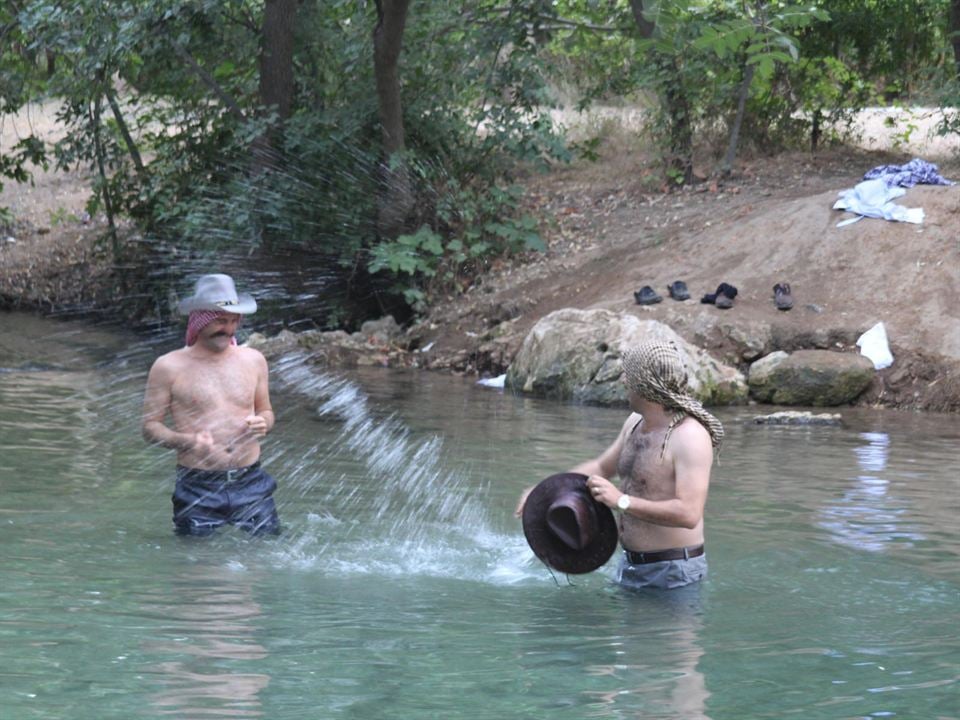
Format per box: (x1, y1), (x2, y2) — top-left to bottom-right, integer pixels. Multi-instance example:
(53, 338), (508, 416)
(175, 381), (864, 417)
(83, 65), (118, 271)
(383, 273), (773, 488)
(185, 310), (239, 347)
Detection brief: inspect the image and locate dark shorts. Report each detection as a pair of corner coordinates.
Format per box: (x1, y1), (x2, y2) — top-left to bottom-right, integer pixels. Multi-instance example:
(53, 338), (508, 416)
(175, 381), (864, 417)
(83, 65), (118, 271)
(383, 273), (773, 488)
(172, 462), (280, 537)
(615, 549), (708, 590)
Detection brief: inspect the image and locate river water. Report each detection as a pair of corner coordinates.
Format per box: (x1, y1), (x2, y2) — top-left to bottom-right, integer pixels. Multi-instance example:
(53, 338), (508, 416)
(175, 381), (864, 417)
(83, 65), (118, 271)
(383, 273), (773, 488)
(2, 311), (958, 719)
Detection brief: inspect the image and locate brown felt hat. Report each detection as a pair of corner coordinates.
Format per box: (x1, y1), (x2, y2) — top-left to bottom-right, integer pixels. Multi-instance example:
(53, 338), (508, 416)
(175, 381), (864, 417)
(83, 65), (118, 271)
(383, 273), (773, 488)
(521, 473), (619, 574)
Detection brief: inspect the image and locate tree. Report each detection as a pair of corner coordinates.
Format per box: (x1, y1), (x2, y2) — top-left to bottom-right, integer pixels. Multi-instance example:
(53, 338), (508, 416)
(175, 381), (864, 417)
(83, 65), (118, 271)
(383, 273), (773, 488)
(372, 0), (413, 239)
(254, 0), (297, 169)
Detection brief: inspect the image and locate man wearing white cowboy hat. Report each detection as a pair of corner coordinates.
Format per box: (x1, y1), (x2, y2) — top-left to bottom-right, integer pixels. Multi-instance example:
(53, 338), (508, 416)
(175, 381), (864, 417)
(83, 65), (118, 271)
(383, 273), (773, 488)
(142, 273), (280, 536)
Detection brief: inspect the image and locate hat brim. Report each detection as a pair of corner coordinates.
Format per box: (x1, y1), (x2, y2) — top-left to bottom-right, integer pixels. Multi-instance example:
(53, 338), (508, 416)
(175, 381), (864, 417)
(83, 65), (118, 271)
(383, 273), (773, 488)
(522, 472), (619, 574)
(177, 293), (258, 315)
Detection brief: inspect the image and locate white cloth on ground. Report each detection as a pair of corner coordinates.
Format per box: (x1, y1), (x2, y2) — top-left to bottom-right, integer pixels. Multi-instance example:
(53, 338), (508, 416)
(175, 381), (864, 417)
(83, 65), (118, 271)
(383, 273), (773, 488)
(856, 322), (894, 369)
(833, 178), (924, 227)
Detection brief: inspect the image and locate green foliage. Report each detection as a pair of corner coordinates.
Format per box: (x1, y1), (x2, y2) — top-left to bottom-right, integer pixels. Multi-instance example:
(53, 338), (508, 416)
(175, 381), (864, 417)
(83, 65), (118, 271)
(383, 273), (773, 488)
(368, 177), (544, 309)
(1, 0), (956, 322)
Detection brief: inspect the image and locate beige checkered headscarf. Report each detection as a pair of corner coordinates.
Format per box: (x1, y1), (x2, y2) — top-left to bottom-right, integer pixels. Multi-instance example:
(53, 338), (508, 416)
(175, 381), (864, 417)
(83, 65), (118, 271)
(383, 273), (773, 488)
(621, 341), (724, 458)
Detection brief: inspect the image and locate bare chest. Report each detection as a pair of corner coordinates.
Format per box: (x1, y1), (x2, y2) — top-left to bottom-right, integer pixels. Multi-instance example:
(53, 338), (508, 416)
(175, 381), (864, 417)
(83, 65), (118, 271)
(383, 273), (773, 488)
(171, 359), (256, 411)
(617, 426), (676, 499)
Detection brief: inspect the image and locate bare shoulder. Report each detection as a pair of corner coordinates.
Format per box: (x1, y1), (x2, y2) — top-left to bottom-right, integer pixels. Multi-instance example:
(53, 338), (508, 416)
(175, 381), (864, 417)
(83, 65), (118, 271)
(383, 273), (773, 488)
(620, 412), (642, 433)
(672, 416), (713, 454)
(149, 347), (190, 377)
(236, 345), (268, 369)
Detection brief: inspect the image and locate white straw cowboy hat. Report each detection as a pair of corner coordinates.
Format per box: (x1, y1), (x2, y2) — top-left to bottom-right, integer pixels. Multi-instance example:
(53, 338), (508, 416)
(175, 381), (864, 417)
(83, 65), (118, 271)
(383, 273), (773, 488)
(177, 274), (258, 315)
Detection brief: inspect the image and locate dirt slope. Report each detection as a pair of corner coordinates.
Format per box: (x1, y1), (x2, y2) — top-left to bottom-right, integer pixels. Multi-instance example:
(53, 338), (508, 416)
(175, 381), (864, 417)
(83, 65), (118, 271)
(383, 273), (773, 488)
(420, 147), (960, 411)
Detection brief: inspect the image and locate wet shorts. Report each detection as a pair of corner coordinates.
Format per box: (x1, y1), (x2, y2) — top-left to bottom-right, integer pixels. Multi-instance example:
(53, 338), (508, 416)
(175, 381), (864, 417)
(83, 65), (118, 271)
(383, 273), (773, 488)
(172, 462), (281, 537)
(615, 549), (708, 590)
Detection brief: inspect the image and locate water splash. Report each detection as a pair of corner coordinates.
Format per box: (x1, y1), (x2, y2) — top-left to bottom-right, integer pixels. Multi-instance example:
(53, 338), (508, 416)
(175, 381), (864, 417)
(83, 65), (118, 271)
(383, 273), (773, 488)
(266, 354), (535, 583)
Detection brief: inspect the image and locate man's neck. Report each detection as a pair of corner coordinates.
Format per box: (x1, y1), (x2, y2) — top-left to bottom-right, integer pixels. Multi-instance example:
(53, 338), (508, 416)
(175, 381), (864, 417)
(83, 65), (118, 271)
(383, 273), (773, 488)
(636, 398), (672, 431)
(189, 341), (234, 360)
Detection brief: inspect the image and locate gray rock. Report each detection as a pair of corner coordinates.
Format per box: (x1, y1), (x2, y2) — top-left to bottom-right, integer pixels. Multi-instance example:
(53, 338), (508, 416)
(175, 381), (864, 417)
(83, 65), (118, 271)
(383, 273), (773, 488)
(358, 315), (401, 344)
(748, 349), (875, 406)
(505, 308), (747, 406)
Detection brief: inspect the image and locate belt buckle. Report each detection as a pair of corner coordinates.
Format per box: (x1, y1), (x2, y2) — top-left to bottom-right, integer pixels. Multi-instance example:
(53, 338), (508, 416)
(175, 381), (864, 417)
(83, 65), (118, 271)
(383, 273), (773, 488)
(226, 468), (239, 482)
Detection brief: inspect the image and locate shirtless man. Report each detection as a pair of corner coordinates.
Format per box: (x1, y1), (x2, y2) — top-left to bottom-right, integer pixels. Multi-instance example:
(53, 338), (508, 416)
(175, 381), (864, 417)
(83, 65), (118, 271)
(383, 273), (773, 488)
(517, 341), (723, 589)
(142, 273), (280, 536)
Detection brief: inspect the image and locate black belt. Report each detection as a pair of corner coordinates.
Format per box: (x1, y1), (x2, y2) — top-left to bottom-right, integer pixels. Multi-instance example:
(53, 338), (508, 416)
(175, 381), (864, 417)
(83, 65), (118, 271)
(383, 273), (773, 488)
(623, 544), (704, 565)
(177, 461), (261, 484)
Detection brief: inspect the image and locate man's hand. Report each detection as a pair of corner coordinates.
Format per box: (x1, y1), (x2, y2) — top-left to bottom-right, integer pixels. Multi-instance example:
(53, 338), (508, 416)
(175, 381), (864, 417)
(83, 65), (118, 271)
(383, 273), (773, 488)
(514, 486), (533, 518)
(587, 474), (622, 509)
(193, 430), (215, 454)
(244, 414), (269, 437)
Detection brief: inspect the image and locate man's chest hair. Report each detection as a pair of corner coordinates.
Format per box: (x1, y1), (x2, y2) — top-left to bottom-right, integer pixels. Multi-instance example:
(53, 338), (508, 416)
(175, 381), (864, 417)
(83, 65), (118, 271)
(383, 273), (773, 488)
(619, 430), (674, 494)
(173, 360), (256, 407)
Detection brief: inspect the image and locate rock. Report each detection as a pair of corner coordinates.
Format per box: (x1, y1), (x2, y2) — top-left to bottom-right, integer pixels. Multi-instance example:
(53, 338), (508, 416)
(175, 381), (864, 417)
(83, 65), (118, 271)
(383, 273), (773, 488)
(358, 315), (401, 345)
(505, 308), (747, 406)
(244, 330), (300, 358)
(245, 327), (412, 369)
(752, 411), (843, 426)
(748, 349), (875, 405)
(721, 320), (771, 361)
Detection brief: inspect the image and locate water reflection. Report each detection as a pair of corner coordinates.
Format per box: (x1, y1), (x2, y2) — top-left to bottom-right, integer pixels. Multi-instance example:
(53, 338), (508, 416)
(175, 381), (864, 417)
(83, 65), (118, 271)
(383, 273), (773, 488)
(143, 565), (271, 718)
(817, 432), (926, 552)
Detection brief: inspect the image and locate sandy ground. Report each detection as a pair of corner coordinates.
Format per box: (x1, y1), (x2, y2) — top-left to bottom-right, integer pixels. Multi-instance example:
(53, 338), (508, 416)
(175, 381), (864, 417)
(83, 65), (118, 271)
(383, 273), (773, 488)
(3, 101), (960, 408)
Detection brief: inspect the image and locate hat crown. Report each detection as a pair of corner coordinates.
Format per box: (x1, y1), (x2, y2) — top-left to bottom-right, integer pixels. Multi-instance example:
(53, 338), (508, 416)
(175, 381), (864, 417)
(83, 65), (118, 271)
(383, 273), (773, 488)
(194, 274), (240, 306)
(177, 273), (257, 315)
(546, 493), (597, 550)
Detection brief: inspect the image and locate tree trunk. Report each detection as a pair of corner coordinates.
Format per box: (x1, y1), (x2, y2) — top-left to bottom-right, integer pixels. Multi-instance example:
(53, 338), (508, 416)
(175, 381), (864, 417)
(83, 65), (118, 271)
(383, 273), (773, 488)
(660, 55), (694, 185)
(253, 0), (297, 171)
(373, 0), (413, 239)
(105, 85), (145, 176)
(628, 0), (656, 39)
(951, 0), (960, 78)
(259, 0), (296, 121)
(629, 0), (693, 186)
(721, 62), (754, 176)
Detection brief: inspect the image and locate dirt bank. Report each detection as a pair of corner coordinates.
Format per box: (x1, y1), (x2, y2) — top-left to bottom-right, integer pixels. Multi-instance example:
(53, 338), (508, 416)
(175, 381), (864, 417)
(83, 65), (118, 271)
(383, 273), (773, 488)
(414, 133), (960, 411)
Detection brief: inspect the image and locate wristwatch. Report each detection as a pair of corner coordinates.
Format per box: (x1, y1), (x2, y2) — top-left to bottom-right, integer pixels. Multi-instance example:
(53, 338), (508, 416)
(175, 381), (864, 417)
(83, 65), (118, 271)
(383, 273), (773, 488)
(617, 494), (631, 512)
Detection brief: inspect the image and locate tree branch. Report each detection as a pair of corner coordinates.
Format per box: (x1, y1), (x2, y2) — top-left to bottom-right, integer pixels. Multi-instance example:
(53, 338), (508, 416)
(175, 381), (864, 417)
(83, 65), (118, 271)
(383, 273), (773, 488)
(170, 41), (246, 121)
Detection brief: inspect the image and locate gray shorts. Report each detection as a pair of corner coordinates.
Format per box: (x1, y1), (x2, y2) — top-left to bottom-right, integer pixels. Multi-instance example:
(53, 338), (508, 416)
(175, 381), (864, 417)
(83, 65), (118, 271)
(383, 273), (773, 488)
(615, 552), (708, 590)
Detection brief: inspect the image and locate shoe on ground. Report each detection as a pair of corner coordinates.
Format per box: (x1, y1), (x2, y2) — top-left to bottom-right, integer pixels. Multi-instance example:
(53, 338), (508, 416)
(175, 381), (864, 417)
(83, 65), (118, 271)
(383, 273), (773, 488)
(667, 281), (690, 301)
(634, 285), (663, 305)
(774, 282), (793, 311)
(716, 282), (738, 299)
(715, 293), (734, 309)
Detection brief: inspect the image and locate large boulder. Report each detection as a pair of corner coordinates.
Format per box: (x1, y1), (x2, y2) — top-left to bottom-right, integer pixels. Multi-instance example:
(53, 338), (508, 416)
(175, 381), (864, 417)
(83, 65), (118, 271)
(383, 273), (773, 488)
(748, 349), (875, 406)
(505, 308), (747, 405)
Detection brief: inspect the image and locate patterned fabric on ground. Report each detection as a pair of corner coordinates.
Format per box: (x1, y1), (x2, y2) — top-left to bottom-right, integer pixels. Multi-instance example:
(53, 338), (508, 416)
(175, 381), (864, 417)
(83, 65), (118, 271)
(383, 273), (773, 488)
(863, 158), (954, 188)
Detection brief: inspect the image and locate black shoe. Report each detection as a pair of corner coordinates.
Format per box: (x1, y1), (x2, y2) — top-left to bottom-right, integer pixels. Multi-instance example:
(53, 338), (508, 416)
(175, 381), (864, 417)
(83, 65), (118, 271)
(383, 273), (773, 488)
(773, 283), (793, 311)
(700, 293), (717, 304)
(634, 286), (662, 305)
(715, 293), (734, 309)
(667, 281), (690, 301)
(716, 282), (738, 299)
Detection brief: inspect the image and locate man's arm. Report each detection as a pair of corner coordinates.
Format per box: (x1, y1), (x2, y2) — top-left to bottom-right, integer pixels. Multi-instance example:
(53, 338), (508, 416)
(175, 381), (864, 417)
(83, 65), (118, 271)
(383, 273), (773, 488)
(244, 351), (274, 436)
(590, 420), (712, 529)
(514, 414), (635, 517)
(142, 358), (203, 451)
(570, 413), (636, 478)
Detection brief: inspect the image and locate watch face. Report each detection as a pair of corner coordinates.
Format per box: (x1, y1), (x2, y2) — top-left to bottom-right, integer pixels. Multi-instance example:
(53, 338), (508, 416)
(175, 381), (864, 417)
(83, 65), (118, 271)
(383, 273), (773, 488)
(617, 494), (630, 511)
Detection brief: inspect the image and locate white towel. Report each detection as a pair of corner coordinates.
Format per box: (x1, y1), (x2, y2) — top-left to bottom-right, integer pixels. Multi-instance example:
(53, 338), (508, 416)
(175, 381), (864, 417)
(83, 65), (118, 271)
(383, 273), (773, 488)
(833, 178), (924, 226)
